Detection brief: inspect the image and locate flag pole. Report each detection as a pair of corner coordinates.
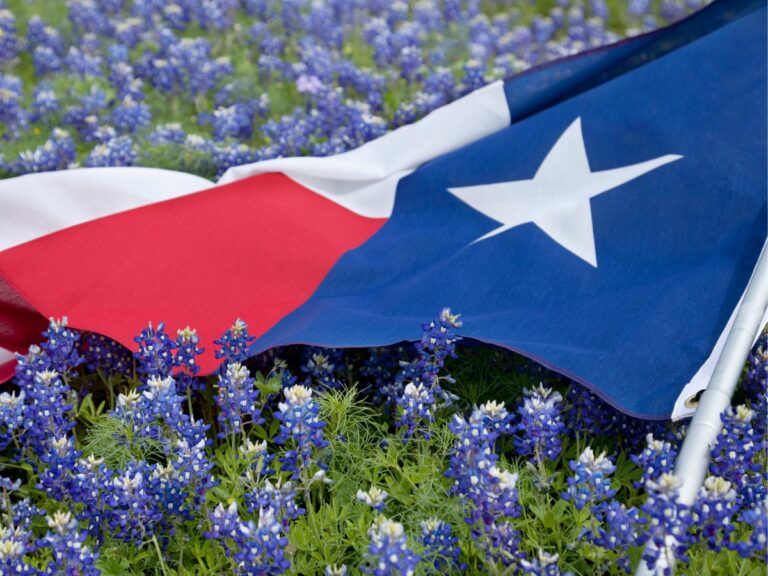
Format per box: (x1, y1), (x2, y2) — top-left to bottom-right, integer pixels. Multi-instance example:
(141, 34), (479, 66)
(634, 240), (768, 576)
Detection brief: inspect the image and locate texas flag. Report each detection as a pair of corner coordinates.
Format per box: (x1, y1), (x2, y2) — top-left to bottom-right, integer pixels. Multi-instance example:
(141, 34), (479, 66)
(0, 0), (765, 419)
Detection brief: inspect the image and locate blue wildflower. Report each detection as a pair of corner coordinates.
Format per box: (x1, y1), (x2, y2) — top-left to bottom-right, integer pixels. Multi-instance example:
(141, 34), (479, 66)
(0, 8), (17, 64)
(513, 383), (566, 463)
(111, 96), (152, 133)
(11, 129), (76, 174)
(40, 510), (100, 575)
(84, 136), (137, 167)
(710, 405), (766, 507)
(234, 507), (291, 575)
(639, 473), (694, 576)
(82, 333), (133, 377)
(692, 476), (740, 552)
(0, 74), (28, 139)
(214, 319), (256, 364)
(364, 516), (420, 576)
(563, 447), (617, 511)
(214, 362), (262, 438)
(419, 518), (465, 573)
(520, 549), (566, 576)
(274, 384), (329, 481)
(244, 478), (303, 529)
(729, 498), (767, 559)
(134, 322), (175, 377)
(356, 486), (388, 512)
(147, 122), (187, 145)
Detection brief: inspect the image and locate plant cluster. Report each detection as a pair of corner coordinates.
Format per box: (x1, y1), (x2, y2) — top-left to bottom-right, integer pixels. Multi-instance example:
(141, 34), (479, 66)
(0, 311), (764, 575)
(0, 0), (706, 179)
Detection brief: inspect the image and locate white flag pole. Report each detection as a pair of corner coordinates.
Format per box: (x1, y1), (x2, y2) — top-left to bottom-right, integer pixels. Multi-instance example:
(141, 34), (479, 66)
(635, 240), (768, 576)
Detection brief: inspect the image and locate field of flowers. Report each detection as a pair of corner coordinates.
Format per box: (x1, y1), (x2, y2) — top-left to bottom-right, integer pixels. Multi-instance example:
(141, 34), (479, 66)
(0, 0), (766, 575)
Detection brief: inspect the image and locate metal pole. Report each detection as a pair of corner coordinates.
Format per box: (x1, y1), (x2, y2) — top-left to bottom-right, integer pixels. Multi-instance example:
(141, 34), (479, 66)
(635, 240), (768, 576)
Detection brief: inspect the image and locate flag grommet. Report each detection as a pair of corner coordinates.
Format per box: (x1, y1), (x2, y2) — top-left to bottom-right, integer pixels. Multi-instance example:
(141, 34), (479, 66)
(684, 390), (704, 409)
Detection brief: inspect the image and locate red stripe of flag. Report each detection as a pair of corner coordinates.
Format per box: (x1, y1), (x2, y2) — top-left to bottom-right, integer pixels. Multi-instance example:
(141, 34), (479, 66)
(0, 173), (386, 375)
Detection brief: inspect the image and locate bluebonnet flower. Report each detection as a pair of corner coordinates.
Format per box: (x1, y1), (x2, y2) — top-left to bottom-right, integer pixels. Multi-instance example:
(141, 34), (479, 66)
(214, 319), (256, 364)
(445, 407), (499, 500)
(356, 486), (388, 512)
(274, 384), (329, 480)
(244, 478), (304, 529)
(84, 135), (137, 167)
(106, 43), (131, 66)
(0, 74), (28, 139)
(65, 46), (103, 77)
(114, 16), (144, 47)
(520, 550), (565, 576)
(0, 525), (37, 576)
(460, 59), (486, 94)
(68, 454), (111, 538)
(40, 510), (99, 575)
(729, 498), (767, 559)
(205, 103), (255, 141)
(82, 333), (133, 376)
(213, 142), (259, 178)
(419, 518), (464, 573)
(239, 437), (275, 479)
(692, 476), (739, 552)
(205, 501), (239, 540)
(168, 38), (232, 95)
(30, 84), (60, 122)
(38, 435), (80, 501)
(109, 62), (145, 101)
(111, 96), (152, 133)
(325, 565), (348, 576)
(214, 362), (262, 437)
(234, 507), (291, 575)
(639, 474), (694, 576)
(484, 520), (524, 569)
(103, 463), (160, 544)
(185, 133), (217, 154)
(710, 404), (765, 507)
(11, 129), (76, 174)
(146, 122), (187, 145)
(479, 400), (513, 435)
(162, 4), (190, 30)
(300, 347), (344, 390)
(589, 500), (642, 573)
(631, 433), (677, 488)
(32, 45), (62, 76)
(26, 15), (63, 54)
(67, 0), (111, 34)
(147, 461), (195, 527)
(172, 326), (204, 393)
(446, 404), (522, 565)
(743, 330), (767, 435)
(399, 46), (424, 82)
(134, 322), (175, 377)
(513, 384), (566, 463)
(0, 390), (24, 449)
(392, 308), (462, 419)
(395, 382), (435, 441)
(145, 57), (177, 93)
(364, 516), (420, 576)
(18, 369), (75, 454)
(0, 8), (17, 64)
(563, 447), (616, 511)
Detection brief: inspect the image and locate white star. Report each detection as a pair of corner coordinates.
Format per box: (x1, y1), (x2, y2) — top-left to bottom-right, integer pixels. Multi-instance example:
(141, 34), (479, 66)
(447, 117), (682, 267)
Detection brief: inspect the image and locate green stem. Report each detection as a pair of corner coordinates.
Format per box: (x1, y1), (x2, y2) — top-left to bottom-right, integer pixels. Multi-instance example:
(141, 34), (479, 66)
(152, 534), (171, 576)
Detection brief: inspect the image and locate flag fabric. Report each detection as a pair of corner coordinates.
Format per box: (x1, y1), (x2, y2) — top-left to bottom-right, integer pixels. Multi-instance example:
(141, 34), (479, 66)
(0, 0), (765, 419)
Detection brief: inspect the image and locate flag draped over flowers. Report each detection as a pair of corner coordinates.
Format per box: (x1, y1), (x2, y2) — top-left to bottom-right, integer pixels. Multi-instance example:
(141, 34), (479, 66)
(0, 0), (765, 419)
